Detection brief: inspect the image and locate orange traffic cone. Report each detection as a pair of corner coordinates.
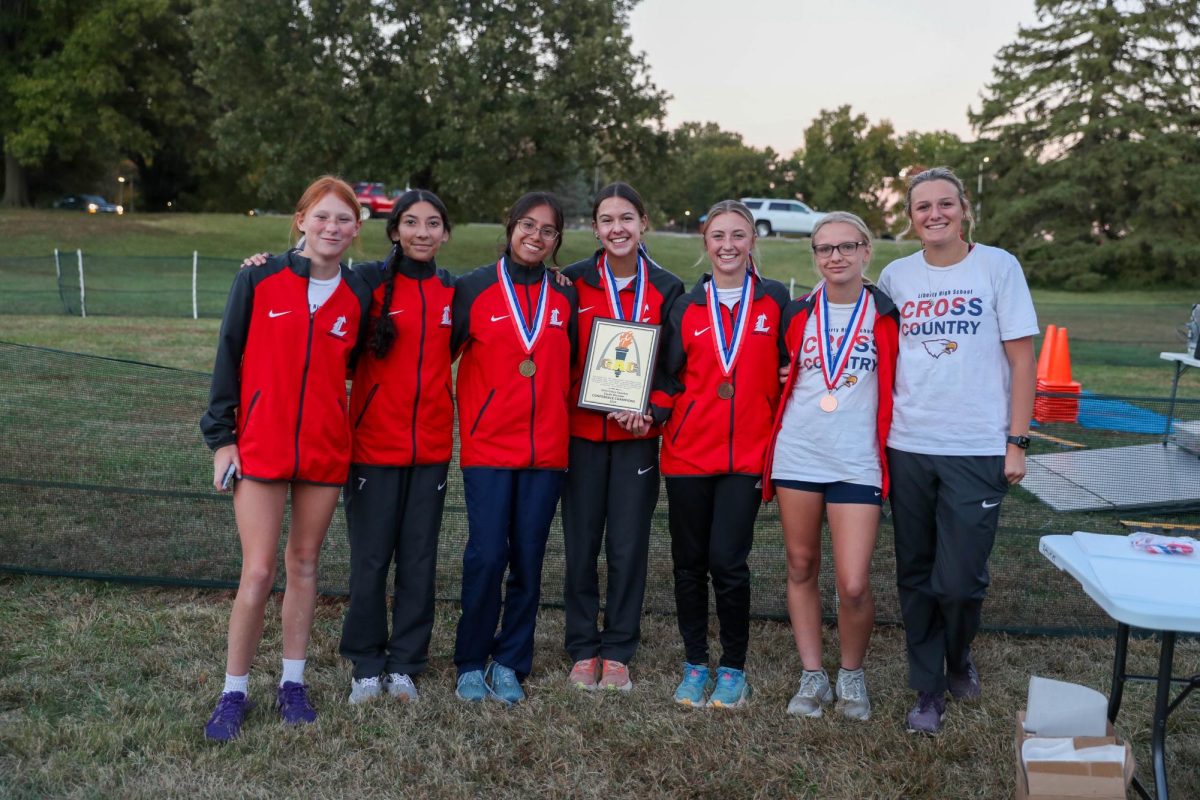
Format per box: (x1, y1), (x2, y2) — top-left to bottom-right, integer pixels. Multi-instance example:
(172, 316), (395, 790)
(1037, 324), (1057, 381)
(1047, 327), (1073, 384)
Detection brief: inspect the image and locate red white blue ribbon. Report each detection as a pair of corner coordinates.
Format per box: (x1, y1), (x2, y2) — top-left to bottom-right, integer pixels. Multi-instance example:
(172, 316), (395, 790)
(497, 257), (549, 354)
(705, 271), (753, 377)
(813, 284), (870, 393)
(598, 250), (647, 322)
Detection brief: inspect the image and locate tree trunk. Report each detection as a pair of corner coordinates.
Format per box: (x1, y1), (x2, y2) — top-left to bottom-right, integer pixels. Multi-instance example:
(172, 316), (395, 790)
(2, 144), (31, 208)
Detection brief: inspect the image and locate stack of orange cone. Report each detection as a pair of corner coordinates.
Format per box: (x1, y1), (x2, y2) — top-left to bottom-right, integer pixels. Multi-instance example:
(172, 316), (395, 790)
(1034, 325), (1082, 423)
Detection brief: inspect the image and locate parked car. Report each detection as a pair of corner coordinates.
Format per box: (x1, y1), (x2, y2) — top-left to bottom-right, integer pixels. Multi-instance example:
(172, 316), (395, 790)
(740, 197), (824, 237)
(353, 182), (399, 218)
(52, 194), (123, 215)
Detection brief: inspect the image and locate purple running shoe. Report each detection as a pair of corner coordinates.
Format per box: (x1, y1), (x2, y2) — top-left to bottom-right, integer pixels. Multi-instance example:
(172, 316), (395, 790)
(204, 691), (252, 742)
(277, 682), (317, 725)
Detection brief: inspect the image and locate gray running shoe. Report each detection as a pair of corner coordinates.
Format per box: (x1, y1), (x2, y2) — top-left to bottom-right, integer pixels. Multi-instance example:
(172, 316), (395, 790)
(905, 691), (947, 734)
(348, 675), (382, 705)
(835, 668), (871, 721)
(384, 673), (418, 702)
(786, 669), (833, 718)
(948, 653), (981, 701)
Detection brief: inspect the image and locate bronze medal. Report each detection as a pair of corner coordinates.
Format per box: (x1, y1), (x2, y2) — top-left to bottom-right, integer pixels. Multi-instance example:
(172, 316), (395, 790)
(820, 394), (838, 413)
(519, 359), (536, 378)
(717, 381), (735, 400)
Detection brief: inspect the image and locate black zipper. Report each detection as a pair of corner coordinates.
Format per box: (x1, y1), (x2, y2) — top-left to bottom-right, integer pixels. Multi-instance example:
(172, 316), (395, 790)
(728, 366), (736, 473)
(354, 383), (379, 429)
(293, 308), (315, 480)
(524, 280), (536, 466)
(410, 278), (427, 465)
(670, 400), (695, 445)
(470, 388), (495, 437)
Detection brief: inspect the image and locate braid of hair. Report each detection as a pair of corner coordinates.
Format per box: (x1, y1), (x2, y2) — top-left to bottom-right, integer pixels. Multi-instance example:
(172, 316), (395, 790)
(372, 243), (401, 359)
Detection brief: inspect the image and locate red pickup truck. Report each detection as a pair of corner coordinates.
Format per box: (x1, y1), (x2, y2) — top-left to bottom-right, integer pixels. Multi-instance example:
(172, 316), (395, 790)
(353, 182), (398, 218)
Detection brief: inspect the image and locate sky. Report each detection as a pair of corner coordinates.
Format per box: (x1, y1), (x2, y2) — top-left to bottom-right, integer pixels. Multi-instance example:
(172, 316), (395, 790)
(627, 0), (1043, 155)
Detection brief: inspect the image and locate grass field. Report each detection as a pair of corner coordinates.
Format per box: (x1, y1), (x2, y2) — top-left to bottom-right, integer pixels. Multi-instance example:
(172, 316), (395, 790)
(3, 209), (1200, 798)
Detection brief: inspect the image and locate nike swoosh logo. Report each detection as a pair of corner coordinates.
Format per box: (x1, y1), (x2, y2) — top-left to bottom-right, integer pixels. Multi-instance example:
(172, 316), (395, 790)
(982, 500), (1001, 509)
(437, 480), (447, 491)
(578, 305), (595, 313)
(874, 491), (881, 496)
(268, 310), (291, 318)
(491, 314), (509, 322)
(694, 327), (710, 336)
(388, 309), (404, 316)
(637, 466), (653, 476)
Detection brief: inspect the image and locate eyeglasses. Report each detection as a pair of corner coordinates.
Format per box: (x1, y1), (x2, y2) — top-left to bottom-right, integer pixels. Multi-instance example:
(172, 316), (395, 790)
(517, 218), (560, 241)
(812, 241), (867, 259)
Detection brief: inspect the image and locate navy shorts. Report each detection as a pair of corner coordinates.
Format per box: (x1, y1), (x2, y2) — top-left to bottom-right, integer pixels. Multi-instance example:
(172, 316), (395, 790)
(773, 479), (882, 506)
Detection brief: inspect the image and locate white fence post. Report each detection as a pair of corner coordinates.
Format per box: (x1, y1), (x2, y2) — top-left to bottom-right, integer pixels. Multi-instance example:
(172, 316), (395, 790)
(77, 249), (86, 318)
(789, 277), (795, 299)
(192, 251), (199, 319)
(54, 248), (61, 282)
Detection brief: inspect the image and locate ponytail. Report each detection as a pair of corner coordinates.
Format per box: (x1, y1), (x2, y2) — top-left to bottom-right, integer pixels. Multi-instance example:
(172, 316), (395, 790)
(371, 244), (402, 359)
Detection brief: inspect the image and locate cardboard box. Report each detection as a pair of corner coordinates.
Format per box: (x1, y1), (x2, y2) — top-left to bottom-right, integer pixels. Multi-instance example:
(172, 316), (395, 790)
(1014, 712), (1135, 800)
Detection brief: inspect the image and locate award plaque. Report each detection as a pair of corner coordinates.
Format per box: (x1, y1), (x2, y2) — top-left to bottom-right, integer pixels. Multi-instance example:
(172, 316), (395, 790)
(578, 318), (661, 415)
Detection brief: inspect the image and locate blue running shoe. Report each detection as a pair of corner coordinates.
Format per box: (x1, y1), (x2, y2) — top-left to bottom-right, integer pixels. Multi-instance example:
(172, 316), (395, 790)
(456, 670), (488, 703)
(204, 691), (252, 742)
(708, 667), (750, 709)
(673, 663), (711, 707)
(276, 681), (317, 725)
(486, 662), (525, 706)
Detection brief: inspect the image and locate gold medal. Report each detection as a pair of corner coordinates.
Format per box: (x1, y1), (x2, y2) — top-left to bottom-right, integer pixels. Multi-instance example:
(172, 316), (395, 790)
(519, 359), (536, 377)
(717, 382), (735, 400)
(820, 394), (838, 413)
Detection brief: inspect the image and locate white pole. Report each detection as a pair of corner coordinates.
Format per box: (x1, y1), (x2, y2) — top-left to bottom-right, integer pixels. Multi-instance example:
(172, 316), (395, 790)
(54, 248), (61, 282)
(789, 277), (795, 299)
(77, 249), (86, 318)
(192, 251), (199, 319)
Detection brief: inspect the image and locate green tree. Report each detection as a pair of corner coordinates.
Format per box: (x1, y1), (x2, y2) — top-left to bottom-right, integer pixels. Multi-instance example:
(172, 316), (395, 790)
(193, 0), (667, 218)
(787, 106), (903, 235)
(970, 0), (1200, 288)
(1, 0), (205, 209)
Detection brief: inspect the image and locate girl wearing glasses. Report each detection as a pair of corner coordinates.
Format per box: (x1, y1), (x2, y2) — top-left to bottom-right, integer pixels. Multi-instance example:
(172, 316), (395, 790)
(559, 182), (683, 693)
(200, 176), (373, 741)
(646, 199), (789, 709)
(762, 211), (899, 721)
(877, 167), (1036, 735)
(450, 192), (577, 705)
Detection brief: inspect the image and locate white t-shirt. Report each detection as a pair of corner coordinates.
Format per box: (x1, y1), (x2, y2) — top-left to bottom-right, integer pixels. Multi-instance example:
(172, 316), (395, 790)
(877, 243), (1038, 456)
(716, 285), (742, 310)
(308, 274), (341, 313)
(772, 295), (881, 486)
(613, 274), (635, 291)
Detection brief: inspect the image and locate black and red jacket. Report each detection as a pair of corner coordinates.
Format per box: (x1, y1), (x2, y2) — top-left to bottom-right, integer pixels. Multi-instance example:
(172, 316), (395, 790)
(451, 255), (577, 469)
(201, 252), (373, 485)
(348, 256), (456, 466)
(650, 273), (790, 477)
(562, 250), (683, 442)
(761, 283), (900, 501)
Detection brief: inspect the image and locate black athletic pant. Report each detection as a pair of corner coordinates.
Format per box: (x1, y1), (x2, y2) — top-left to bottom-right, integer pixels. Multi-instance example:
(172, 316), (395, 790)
(339, 462), (448, 679)
(887, 448), (1007, 693)
(561, 436), (660, 664)
(665, 474), (762, 671)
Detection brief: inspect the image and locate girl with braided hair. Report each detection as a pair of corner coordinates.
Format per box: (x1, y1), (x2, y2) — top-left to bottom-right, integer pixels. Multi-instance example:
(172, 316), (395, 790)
(339, 190), (457, 705)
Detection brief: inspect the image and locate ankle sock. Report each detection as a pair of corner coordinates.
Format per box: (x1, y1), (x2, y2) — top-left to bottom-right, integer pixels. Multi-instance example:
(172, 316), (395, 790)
(223, 673), (250, 695)
(280, 658), (306, 687)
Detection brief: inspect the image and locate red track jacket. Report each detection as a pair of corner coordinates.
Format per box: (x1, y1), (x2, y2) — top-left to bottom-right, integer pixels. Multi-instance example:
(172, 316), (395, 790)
(348, 256), (456, 466)
(451, 255), (577, 469)
(201, 252), (372, 485)
(650, 273), (790, 477)
(761, 283), (900, 500)
(562, 250), (683, 442)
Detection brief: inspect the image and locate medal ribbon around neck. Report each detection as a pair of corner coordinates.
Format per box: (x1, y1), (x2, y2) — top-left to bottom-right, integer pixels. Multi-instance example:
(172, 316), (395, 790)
(705, 271), (754, 377)
(496, 256), (549, 354)
(814, 284), (870, 394)
(598, 250), (647, 322)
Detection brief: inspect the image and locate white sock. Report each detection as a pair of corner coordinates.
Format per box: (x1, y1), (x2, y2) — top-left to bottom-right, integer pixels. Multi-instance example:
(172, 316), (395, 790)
(280, 658), (306, 686)
(223, 673), (249, 695)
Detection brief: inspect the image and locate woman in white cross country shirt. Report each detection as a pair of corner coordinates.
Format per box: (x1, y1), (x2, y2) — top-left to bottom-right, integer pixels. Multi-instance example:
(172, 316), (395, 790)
(762, 211), (899, 722)
(876, 167), (1037, 735)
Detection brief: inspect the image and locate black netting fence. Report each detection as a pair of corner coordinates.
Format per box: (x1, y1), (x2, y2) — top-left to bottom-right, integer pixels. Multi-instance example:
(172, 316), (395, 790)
(2, 341), (1199, 634)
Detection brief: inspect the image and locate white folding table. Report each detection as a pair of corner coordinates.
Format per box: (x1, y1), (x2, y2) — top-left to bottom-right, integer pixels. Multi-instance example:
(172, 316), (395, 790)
(1040, 532), (1200, 799)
